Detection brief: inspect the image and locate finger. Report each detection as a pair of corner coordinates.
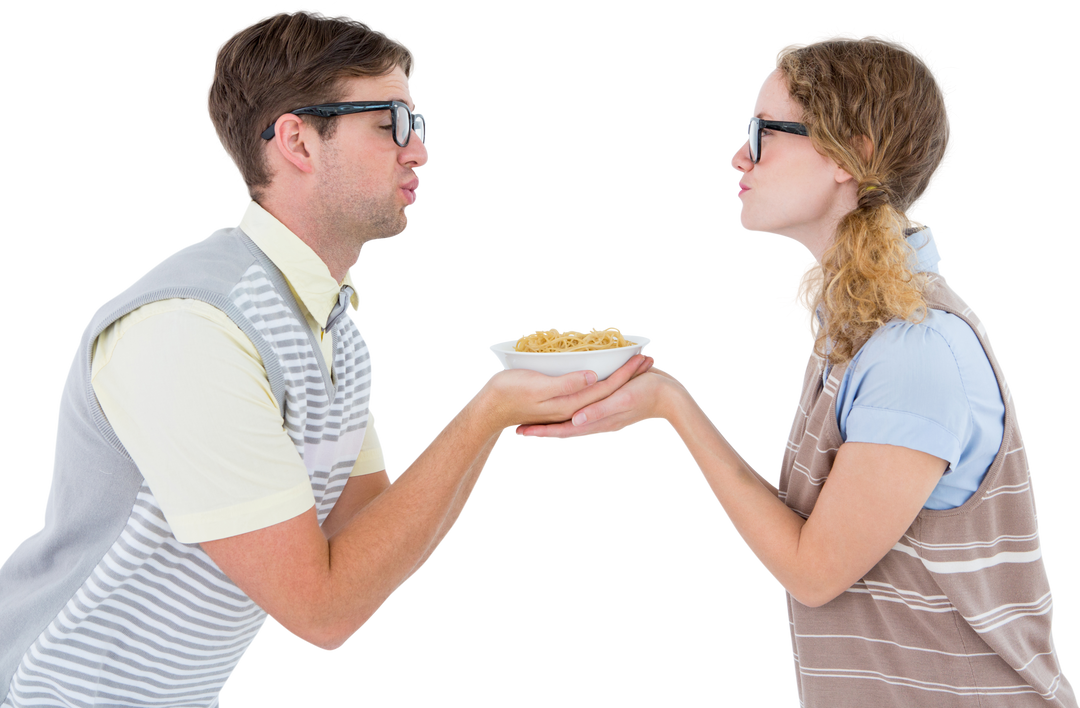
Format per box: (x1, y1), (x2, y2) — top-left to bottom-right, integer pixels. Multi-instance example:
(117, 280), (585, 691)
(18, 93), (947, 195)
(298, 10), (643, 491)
(569, 386), (634, 427)
(629, 356), (654, 379)
(514, 423), (544, 440)
(523, 355), (646, 425)
(547, 368), (599, 398)
(516, 420), (580, 437)
(537, 356), (651, 402)
(602, 354), (645, 388)
(574, 354), (656, 420)
(559, 355), (644, 409)
(616, 354), (647, 379)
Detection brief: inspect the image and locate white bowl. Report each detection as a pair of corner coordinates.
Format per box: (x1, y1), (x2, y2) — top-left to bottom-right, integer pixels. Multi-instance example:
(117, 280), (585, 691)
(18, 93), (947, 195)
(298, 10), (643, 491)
(490, 336), (650, 381)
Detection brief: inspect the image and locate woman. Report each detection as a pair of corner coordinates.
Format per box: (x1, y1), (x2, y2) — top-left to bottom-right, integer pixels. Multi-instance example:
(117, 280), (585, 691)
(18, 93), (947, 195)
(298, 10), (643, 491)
(520, 39), (1074, 707)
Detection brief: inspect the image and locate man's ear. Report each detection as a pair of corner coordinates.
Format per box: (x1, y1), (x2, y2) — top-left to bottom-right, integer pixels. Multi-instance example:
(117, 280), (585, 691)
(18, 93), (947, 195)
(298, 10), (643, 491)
(270, 114), (315, 174)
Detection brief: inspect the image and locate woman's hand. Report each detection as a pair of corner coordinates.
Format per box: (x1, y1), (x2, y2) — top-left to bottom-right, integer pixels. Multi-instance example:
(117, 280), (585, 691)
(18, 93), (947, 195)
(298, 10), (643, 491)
(515, 361), (681, 437)
(475, 354), (655, 433)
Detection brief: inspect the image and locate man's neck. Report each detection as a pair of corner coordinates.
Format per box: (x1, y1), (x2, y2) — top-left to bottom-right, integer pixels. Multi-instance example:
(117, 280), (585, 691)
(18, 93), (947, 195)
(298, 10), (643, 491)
(259, 196), (360, 284)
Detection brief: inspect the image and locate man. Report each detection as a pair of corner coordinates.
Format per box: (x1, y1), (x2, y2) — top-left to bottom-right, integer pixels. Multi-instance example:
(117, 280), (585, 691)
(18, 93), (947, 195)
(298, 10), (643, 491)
(0, 12), (648, 706)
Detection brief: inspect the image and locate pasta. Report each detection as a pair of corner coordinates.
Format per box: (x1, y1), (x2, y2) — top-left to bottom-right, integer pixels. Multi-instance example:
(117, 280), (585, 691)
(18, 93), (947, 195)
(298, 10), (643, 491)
(514, 328), (635, 353)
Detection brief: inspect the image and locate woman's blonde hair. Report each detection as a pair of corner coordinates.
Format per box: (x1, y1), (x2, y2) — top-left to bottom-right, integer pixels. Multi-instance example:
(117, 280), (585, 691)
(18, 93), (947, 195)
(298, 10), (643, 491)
(778, 39), (949, 364)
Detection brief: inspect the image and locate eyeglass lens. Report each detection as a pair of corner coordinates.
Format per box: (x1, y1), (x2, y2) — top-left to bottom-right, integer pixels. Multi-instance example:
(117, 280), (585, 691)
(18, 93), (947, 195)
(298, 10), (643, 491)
(394, 104), (425, 147)
(748, 118), (760, 163)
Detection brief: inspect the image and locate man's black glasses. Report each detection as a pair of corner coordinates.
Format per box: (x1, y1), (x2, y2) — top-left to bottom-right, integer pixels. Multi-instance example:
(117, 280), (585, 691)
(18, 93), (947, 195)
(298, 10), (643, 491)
(261, 100), (425, 147)
(748, 117), (808, 163)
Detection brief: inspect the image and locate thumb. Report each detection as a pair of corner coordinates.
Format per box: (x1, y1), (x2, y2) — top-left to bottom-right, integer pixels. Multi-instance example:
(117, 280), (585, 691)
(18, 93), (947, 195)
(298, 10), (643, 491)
(551, 369), (598, 398)
(570, 366), (596, 390)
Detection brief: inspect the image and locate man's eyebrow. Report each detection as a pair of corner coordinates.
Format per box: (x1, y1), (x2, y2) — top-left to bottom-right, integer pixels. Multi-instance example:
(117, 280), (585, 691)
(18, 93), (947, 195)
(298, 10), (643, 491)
(389, 96), (415, 110)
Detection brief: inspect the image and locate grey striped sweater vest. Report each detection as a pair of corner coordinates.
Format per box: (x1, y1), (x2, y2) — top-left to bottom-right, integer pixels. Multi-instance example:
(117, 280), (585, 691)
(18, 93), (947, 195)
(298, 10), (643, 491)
(780, 274), (1074, 707)
(0, 228), (371, 707)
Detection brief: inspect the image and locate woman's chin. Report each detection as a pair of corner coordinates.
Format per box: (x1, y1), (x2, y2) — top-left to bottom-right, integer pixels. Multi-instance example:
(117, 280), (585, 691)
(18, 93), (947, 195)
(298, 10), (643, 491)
(739, 212), (759, 231)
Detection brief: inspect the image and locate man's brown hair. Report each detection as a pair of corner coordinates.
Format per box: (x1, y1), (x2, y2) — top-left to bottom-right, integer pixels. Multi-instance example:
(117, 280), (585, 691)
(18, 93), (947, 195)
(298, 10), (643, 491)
(209, 12), (413, 198)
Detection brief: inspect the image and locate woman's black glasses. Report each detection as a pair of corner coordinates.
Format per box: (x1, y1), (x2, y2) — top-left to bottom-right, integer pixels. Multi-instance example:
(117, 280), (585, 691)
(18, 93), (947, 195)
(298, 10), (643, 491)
(747, 116), (807, 162)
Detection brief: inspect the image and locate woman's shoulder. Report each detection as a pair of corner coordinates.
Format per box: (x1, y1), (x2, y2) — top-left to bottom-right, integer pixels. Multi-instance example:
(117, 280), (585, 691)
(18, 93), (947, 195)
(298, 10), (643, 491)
(858, 309), (981, 373)
(882, 307), (971, 335)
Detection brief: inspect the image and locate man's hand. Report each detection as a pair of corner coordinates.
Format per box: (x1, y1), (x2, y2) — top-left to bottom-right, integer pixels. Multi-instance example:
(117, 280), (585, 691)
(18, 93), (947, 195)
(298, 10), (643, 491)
(475, 354), (654, 432)
(515, 364), (674, 438)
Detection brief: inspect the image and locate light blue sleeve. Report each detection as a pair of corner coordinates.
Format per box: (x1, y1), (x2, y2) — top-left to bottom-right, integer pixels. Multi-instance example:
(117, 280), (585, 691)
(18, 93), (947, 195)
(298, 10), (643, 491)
(835, 311), (1005, 510)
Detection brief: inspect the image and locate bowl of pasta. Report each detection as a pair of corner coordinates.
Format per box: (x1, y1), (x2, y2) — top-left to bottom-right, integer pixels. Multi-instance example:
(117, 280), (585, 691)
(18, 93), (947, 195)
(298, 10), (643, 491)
(491, 328), (649, 381)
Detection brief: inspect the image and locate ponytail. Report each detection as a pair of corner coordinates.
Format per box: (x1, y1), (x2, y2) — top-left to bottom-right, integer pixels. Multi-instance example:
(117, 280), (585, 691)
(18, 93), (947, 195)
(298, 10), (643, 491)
(803, 182), (926, 364)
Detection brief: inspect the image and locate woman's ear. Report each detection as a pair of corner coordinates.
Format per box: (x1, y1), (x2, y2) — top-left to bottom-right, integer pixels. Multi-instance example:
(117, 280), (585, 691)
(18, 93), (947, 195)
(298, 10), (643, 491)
(834, 163), (856, 185)
(834, 134), (873, 184)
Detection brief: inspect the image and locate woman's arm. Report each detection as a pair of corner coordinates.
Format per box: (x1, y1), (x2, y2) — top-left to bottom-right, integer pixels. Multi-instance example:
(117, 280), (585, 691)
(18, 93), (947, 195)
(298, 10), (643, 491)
(670, 392), (946, 606)
(519, 371), (946, 607)
(660, 386), (812, 604)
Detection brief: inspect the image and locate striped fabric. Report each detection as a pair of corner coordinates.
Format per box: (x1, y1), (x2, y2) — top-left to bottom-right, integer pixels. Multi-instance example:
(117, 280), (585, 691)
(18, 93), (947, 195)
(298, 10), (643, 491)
(3, 486), (266, 707)
(2, 244), (371, 706)
(779, 275), (1074, 707)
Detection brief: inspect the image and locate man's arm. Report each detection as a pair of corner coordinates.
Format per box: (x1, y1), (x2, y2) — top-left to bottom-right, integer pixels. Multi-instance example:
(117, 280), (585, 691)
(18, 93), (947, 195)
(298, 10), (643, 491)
(399, 429), (503, 582)
(321, 425), (503, 582)
(202, 407), (490, 650)
(201, 358), (650, 650)
(320, 471), (390, 540)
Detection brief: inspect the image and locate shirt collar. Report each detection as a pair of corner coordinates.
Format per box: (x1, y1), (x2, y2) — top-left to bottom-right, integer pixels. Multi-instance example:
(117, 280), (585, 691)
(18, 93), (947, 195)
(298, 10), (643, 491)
(902, 222), (946, 275)
(812, 221), (941, 341)
(238, 201), (358, 328)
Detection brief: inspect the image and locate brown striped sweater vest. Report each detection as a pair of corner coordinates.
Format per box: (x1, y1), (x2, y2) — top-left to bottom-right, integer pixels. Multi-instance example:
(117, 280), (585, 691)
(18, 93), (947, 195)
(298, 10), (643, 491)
(780, 274), (1075, 707)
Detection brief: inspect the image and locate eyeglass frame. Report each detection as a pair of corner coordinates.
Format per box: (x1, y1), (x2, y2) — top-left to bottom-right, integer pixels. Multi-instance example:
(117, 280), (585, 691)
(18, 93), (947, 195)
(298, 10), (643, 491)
(748, 117), (808, 164)
(260, 100), (425, 147)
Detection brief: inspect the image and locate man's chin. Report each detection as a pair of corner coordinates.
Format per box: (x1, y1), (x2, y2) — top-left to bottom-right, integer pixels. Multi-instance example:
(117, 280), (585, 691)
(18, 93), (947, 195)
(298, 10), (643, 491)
(369, 222), (406, 247)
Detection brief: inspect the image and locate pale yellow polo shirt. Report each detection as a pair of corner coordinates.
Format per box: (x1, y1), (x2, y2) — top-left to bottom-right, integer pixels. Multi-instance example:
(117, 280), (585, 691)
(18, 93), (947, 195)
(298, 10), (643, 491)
(91, 202), (384, 543)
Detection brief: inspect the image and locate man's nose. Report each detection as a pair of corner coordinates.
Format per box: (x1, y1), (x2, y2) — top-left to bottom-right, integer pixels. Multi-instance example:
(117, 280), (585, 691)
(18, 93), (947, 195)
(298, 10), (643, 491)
(402, 131), (428, 167)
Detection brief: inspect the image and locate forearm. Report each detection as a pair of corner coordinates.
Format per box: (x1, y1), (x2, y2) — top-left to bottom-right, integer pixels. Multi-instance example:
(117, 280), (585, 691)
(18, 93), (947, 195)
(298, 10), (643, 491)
(407, 432), (498, 575)
(664, 391), (818, 603)
(321, 397), (499, 635)
(750, 468), (780, 497)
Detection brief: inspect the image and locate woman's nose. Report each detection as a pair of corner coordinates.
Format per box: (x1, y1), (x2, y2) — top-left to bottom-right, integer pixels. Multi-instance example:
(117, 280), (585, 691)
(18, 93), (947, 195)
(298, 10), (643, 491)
(732, 140), (753, 172)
